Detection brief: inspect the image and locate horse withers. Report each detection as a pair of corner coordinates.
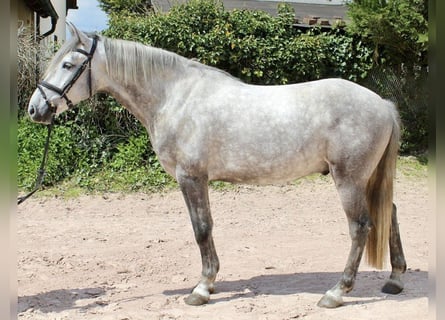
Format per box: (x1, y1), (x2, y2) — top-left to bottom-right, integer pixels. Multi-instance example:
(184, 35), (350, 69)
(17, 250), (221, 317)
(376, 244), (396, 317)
(27, 24), (407, 308)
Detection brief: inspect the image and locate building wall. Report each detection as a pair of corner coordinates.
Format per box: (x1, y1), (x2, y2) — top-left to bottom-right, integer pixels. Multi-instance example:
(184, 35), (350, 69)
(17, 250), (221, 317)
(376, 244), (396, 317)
(17, 0), (34, 30)
(17, 0), (73, 43)
(39, 1), (67, 43)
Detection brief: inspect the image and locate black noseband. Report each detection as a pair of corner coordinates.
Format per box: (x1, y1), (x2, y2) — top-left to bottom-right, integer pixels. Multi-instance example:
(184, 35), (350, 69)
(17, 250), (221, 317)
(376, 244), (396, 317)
(38, 36), (98, 114)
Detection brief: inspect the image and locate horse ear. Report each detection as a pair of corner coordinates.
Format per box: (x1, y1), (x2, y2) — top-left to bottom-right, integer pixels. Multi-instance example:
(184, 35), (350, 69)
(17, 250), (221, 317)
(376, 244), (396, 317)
(66, 21), (90, 45)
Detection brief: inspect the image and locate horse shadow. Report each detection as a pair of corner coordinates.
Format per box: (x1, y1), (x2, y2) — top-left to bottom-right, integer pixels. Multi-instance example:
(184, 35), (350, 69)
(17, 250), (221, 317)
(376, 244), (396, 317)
(163, 269), (428, 306)
(18, 287), (109, 314)
(18, 285), (154, 315)
(17, 269), (427, 314)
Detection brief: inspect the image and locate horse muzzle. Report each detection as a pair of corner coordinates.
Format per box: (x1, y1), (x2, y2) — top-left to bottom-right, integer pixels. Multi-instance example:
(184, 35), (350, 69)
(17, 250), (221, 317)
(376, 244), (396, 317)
(28, 102), (55, 124)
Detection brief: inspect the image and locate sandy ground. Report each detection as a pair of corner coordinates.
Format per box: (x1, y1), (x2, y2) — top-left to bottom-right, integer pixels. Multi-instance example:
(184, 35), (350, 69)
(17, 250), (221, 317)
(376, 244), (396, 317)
(17, 172), (428, 320)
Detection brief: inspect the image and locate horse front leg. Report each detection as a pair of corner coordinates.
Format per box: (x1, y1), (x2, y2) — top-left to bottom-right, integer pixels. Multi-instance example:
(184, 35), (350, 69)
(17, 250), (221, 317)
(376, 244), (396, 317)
(177, 171), (220, 306)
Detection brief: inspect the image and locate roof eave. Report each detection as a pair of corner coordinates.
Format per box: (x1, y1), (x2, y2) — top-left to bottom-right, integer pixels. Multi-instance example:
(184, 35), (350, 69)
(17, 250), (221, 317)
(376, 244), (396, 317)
(24, 0), (59, 20)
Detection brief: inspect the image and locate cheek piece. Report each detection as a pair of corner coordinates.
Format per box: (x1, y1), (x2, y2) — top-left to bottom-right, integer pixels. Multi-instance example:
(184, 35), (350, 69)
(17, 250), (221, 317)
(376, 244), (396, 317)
(37, 35), (98, 114)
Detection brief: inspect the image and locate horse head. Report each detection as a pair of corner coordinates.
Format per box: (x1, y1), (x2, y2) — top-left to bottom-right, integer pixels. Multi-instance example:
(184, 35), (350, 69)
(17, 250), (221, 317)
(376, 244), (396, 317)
(28, 23), (98, 124)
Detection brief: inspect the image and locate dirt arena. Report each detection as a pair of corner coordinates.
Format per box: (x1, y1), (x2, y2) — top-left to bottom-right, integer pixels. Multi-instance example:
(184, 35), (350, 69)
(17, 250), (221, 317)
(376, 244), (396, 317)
(17, 169), (428, 319)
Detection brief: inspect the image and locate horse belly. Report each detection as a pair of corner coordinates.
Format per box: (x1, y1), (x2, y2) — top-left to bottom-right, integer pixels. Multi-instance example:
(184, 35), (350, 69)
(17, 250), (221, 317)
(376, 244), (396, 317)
(207, 141), (328, 185)
(209, 159), (327, 185)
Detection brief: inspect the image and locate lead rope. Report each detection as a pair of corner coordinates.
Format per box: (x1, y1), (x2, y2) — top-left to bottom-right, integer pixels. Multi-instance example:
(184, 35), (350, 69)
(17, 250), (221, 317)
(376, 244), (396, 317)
(17, 116), (55, 205)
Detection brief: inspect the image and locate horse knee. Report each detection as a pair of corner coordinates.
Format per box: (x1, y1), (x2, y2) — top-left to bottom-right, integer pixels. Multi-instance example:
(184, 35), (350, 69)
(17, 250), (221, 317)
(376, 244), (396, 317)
(192, 220), (212, 243)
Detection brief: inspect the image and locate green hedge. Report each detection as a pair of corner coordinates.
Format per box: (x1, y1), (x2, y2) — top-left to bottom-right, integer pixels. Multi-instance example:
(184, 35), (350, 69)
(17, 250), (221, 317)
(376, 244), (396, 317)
(104, 1), (373, 84)
(18, 117), (79, 189)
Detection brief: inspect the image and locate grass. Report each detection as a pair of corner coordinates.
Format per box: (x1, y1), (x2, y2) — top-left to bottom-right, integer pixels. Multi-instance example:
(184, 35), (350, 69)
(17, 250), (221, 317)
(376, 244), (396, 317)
(19, 155), (428, 201)
(396, 155), (428, 179)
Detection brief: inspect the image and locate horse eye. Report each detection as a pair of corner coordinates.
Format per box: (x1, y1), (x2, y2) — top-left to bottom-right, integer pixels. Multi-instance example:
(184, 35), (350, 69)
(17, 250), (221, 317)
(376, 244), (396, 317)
(62, 62), (74, 70)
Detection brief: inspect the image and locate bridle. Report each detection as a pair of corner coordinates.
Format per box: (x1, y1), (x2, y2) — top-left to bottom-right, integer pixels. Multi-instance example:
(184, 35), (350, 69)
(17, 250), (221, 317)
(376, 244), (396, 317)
(37, 35), (98, 114)
(18, 36), (98, 205)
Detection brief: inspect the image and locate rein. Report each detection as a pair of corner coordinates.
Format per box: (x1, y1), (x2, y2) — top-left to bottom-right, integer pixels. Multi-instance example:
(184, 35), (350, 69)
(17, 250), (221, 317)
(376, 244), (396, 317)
(18, 36), (98, 205)
(17, 117), (54, 205)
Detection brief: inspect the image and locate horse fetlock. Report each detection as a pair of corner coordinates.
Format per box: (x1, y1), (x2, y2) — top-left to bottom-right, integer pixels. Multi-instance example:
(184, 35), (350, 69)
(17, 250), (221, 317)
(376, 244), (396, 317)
(340, 276), (355, 293)
(393, 260), (407, 274)
(208, 282), (215, 294)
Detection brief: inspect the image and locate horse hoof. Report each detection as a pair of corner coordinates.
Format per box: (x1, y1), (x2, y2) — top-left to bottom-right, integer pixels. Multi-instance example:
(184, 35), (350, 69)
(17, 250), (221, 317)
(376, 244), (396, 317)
(184, 293), (209, 306)
(317, 293), (344, 308)
(382, 279), (404, 294)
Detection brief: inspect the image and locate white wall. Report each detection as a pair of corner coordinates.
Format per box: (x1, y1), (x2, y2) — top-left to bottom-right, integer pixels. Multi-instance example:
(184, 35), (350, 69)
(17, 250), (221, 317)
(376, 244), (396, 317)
(39, 1), (67, 43)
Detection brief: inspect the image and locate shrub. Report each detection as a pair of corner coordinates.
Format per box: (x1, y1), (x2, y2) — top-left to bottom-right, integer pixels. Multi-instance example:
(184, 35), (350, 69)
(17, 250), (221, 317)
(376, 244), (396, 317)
(17, 117), (79, 189)
(104, 0), (373, 84)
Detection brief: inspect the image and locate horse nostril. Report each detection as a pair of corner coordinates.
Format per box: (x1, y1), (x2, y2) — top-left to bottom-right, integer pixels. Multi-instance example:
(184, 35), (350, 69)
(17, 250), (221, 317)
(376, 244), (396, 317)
(29, 105), (36, 116)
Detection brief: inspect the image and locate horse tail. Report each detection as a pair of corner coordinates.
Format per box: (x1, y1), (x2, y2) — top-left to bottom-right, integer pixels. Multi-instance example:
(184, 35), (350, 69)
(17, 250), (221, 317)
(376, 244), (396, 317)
(365, 102), (400, 269)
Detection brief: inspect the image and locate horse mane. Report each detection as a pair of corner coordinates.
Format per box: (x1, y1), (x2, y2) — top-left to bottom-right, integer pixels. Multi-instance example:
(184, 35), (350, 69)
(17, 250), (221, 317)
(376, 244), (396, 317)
(45, 33), (239, 85)
(102, 36), (186, 85)
(102, 36), (240, 84)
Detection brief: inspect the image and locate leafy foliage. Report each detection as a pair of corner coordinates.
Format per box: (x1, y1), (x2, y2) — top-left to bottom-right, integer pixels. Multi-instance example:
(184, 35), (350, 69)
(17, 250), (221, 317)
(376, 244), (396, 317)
(348, 0), (428, 154)
(104, 0), (373, 84)
(98, 0), (153, 15)
(347, 0), (428, 68)
(17, 117), (79, 189)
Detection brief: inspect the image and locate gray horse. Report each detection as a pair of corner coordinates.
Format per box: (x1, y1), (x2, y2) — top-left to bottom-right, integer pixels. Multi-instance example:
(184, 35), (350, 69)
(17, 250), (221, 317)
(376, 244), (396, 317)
(28, 24), (406, 308)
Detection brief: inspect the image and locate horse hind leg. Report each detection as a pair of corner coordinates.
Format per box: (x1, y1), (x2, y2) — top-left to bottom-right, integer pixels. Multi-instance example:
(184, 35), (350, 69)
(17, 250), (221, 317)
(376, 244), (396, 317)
(318, 179), (371, 308)
(382, 203), (407, 294)
(177, 170), (220, 306)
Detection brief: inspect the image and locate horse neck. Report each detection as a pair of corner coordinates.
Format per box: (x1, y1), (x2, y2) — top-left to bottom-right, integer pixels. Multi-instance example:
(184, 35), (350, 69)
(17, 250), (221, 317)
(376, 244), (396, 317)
(96, 38), (185, 128)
